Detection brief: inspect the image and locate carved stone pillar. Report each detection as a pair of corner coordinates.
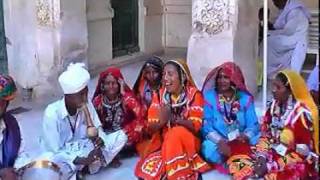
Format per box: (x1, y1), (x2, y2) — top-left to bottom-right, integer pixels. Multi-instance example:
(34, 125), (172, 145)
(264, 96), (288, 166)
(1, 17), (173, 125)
(187, 0), (259, 93)
(3, 0), (89, 99)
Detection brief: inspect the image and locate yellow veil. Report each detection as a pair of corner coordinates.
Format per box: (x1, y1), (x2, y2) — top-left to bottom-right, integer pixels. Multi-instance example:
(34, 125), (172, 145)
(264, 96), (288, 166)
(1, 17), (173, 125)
(166, 59), (196, 87)
(280, 70), (319, 153)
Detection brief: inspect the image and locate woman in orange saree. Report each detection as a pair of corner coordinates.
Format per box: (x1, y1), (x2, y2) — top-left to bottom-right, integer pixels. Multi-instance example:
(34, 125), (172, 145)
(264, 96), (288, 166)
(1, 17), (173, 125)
(135, 60), (210, 180)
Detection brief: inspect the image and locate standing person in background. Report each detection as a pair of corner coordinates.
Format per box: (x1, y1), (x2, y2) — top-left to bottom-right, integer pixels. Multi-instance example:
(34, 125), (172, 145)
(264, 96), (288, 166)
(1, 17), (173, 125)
(267, 0), (310, 77)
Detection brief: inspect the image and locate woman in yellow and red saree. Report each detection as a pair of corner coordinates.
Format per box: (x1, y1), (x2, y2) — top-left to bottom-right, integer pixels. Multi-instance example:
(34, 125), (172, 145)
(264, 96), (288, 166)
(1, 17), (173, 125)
(135, 60), (210, 180)
(253, 70), (319, 179)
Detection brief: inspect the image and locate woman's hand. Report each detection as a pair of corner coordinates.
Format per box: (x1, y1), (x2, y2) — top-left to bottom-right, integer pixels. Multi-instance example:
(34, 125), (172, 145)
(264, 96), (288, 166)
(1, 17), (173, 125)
(253, 156), (268, 178)
(237, 133), (249, 143)
(148, 104), (170, 133)
(159, 104), (171, 126)
(118, 79), (125, 95)
(217, 139), (231, 157)
(173, 117), (196, 134)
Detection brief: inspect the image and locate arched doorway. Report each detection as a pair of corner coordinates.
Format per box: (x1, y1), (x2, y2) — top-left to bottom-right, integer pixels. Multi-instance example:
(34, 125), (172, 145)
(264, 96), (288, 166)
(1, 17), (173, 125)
(0, 0), (7, 74)
(111, 0), (139, 58)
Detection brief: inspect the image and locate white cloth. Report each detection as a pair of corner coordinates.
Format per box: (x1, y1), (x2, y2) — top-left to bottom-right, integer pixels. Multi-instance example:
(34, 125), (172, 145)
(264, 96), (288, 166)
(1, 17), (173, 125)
(267, 0), (310, 78)
(307, 66), (319, 91)
(0, 119), (5, 164)
(58, 63), (90, 94)
(40, 99), (127, 180)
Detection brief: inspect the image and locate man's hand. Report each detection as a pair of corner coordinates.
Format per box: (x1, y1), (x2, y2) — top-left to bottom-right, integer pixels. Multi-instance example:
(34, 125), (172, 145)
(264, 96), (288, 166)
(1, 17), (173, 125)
(0, 168), (18, 180)
(88, 148), (104, 162)
(73, 148), (102, 166)
(92, 137), (104, 148)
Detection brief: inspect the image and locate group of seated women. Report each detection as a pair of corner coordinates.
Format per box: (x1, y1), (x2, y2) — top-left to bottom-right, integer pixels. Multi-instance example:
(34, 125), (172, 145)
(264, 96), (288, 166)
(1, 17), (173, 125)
(91, 56), (319, 180)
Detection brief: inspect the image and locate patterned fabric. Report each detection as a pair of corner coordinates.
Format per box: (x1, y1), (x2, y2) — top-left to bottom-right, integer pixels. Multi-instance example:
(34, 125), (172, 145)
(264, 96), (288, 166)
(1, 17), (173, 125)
(0, 113), (21, 168)
(255, 99), (318, 179)
(135, 60), (210, 180)
(202, 62), (249, 94)
(280, 70), (319, 153)
(92, 67), (144, 145)
(101, 99), (124, 133)
(134, 57), (163, 157)
(0, 74), (17, 101)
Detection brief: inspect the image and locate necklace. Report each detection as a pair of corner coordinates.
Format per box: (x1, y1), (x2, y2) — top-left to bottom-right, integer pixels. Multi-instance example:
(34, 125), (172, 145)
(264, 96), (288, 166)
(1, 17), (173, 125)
(270, 96), (295, 141)
(67, 113), (79, 136)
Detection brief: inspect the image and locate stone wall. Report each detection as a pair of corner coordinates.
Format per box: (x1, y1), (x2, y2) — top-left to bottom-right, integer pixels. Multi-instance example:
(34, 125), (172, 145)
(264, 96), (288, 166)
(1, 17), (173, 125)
(233, 0), (260, 94)
(86, 0), (113, 72)
(142, 0), (163, 54)
(163, 0), (192, 48)
(187, 0), (260, 94)
(4, 0), (88, 99)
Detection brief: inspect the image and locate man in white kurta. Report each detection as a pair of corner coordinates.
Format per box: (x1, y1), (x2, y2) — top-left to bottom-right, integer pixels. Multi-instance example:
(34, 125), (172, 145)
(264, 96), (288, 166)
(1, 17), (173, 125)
(40, 63), (127, 180)
(267, 0), (310, 78)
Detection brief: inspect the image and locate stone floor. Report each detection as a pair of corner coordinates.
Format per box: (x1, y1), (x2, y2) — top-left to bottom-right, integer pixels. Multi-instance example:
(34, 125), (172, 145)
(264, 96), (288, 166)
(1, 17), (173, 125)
(9, 59), (267, 180)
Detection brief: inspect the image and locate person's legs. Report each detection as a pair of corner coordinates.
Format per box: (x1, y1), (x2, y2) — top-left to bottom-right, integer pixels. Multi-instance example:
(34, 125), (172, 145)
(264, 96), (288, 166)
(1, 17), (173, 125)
(201, 140), (223, 164)
(101, 130), (128, 165)
(162, 126), (208, 180)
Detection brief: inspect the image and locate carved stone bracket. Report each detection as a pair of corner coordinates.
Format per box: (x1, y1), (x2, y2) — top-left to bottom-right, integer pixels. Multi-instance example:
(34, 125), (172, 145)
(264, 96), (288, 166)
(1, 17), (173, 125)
(36, 0), (60, 27)
(192, 0), (232, 35)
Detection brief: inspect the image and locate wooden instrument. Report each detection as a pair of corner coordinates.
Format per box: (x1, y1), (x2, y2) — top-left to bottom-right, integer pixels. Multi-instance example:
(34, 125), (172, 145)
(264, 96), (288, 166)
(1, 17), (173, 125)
(17, 160), (62, 180)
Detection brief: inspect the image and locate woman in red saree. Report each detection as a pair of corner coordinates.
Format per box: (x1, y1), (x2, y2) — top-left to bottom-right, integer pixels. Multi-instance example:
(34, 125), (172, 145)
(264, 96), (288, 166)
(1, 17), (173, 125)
(135, 60), (210, 180)
(92, 67), (144, 167)
(133, 56), (164, 157)
(253, 70), (319, 179)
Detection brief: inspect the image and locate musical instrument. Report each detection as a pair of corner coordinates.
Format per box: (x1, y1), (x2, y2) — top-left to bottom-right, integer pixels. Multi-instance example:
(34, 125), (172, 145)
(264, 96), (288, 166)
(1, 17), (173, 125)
(82, 104), (99, 139)
(17, 160), (62, 180)
(82, 104), (106, 171)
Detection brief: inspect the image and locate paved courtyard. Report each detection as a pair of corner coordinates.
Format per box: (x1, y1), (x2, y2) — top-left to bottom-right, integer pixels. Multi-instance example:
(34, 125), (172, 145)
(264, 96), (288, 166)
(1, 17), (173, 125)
(9, 60), (265, 180)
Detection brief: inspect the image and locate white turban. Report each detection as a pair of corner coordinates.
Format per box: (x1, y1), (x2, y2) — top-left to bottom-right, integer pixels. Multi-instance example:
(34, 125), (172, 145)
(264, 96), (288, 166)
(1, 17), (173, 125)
(58, 63), (90, 94)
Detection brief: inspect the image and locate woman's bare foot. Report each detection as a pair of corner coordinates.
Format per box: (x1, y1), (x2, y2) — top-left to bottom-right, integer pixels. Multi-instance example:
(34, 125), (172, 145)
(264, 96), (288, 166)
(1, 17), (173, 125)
(109, 158), (122, 168)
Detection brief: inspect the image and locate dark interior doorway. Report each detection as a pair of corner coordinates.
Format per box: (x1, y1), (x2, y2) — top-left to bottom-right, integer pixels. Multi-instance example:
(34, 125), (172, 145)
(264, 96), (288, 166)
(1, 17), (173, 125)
(111, 0), (139, 58)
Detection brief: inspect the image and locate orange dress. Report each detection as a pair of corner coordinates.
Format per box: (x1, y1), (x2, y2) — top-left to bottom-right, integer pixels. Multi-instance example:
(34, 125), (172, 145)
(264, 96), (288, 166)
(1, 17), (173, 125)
(135, 86), (210, 180)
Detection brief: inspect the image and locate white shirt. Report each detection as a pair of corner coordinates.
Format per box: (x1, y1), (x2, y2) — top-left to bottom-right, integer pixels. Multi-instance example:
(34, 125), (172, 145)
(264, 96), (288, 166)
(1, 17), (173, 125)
(40, 98), (106, 171)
